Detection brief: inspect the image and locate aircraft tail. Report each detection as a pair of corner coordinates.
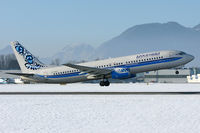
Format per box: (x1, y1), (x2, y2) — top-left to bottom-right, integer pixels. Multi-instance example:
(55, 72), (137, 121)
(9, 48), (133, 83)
(10, 41), (47, 73)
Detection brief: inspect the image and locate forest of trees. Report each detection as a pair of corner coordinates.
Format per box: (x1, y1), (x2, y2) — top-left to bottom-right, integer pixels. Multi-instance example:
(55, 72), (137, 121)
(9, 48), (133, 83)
(0, 54), (20, 70)
(0, 54), (61, 70)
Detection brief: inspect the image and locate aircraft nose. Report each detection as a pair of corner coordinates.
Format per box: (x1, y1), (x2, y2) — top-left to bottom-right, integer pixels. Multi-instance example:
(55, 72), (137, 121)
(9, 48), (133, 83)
(187, 54), (194, 62)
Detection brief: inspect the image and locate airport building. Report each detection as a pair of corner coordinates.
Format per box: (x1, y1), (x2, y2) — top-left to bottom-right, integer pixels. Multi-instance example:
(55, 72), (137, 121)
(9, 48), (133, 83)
(187, 74), (200, 83)
(187, 68), (200, 83)
(144, 69), (191, 83)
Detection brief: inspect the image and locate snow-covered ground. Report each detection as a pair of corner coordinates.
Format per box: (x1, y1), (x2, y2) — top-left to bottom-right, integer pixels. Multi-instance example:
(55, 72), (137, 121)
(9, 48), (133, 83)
(0, 83), (200, 133)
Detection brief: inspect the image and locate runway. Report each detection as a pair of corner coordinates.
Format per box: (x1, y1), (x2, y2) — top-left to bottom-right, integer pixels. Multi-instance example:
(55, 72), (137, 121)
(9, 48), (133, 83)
(0, 91), (200, 95)
(1, 83), (200, 95)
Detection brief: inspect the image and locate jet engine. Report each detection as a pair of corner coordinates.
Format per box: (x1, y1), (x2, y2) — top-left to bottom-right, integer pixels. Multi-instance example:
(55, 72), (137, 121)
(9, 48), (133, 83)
(111, 68), (136, 79)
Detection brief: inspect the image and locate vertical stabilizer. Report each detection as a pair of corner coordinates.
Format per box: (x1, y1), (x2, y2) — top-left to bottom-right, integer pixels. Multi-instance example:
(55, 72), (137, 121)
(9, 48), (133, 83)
(11, 41), (47, 73)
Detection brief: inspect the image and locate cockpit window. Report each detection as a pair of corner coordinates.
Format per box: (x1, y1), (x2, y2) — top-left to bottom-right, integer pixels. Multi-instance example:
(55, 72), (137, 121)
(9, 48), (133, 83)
(177, 52), (186, 55)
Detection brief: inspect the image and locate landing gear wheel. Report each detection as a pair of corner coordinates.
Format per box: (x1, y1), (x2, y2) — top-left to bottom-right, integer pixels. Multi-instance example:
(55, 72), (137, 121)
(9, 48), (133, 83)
(104, 80), (110, 86)
(99, 80), (110, 86)
(100, 81), (105, 86)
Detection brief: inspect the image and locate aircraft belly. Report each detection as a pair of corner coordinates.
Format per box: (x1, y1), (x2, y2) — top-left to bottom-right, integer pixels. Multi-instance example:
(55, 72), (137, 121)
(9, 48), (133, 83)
(47, 75), (89, 83)
(22, 74), (99, 84)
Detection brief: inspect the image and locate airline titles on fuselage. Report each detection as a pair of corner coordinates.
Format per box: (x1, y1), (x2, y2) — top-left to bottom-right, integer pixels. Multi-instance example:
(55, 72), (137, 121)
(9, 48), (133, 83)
(136, 52), (160, 59)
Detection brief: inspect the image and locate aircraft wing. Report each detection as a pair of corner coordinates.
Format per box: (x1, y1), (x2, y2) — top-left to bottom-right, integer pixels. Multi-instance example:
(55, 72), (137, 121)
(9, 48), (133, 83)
(63, 63), (112, 77)
(6, 72), (34, 77)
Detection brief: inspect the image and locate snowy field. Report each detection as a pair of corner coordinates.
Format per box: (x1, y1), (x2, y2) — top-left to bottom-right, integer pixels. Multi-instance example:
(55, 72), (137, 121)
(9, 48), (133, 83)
(0, 83), (200, 133)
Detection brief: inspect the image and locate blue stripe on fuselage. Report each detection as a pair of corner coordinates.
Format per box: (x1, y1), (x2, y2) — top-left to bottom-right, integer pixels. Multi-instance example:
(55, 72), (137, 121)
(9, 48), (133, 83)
(39, 57), (182, 79)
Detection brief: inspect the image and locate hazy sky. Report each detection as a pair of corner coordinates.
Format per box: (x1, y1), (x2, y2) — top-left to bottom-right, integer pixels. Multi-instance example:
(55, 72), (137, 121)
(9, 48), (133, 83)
(0, 0), (200, 57)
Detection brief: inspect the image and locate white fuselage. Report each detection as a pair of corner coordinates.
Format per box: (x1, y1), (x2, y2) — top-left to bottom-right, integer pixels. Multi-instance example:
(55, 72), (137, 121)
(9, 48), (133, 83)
(22, 50), (194, 83)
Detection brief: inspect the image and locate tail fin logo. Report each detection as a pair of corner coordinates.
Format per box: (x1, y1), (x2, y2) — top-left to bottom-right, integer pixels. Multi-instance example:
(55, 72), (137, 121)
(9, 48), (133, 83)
(15, 45), (24, 54)
(14, 43), (44, 70)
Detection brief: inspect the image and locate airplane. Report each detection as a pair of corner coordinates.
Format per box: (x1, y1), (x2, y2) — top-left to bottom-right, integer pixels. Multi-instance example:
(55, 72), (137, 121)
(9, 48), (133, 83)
(7, 41), (194, 86)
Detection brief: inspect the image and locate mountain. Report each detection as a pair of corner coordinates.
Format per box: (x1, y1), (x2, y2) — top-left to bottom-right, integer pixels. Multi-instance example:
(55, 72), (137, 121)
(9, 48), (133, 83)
(97, 22), (200, 66)
(0, 21), (200, 67)
(0, 45), (13, 55)
(0, 43), (96, 65)
(41, 44), (96, 64)
(193, 24), (200, 31)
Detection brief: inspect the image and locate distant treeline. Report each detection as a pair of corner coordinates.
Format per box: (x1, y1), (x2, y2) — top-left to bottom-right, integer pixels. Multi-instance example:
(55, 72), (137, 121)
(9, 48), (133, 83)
(0, 54), (20, 70)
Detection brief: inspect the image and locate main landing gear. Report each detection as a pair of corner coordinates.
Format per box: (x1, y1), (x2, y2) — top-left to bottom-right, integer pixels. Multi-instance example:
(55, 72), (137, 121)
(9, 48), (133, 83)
(99, 80), (110, 86)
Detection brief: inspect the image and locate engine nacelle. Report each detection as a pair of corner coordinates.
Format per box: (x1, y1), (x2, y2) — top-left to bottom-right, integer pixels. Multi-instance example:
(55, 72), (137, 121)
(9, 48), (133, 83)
(111, 68), (136, 79)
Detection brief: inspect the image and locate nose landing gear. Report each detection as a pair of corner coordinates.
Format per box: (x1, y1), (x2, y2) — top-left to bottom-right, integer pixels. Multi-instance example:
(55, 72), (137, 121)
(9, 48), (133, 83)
(99, 80), (110, 86)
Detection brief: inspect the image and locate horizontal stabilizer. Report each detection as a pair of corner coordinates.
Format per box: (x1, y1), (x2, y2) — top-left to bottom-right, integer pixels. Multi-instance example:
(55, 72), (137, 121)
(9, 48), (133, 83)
(6, 72), (34, 77)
